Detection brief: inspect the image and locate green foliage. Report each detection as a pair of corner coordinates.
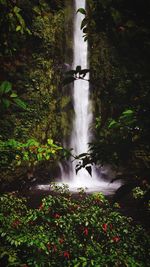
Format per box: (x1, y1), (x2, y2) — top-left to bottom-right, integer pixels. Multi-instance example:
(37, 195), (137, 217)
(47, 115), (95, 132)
(0, 0), (31, 54)
(108, 109), (135, 129)
(0, 189), (149, 266)
(0, 0), (72, 187)
(0, 81), (27, 111)
(0, 138), (64, 172)
(13, 5), (31, 35)
(77, 8), (86, 15)
(90, 107), (149, 168)
(0, 0), (70, 148)
(132, 187), (146, 200)
(63, 66), (90, 85)
(82, 0), (150, 191)
(76, 6), (88, 42)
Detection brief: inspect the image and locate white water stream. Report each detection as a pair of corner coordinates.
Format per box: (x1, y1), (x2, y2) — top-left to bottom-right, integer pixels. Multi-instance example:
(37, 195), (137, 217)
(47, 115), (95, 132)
(57, 0), (121, 193)
(36, 0), (121, 194)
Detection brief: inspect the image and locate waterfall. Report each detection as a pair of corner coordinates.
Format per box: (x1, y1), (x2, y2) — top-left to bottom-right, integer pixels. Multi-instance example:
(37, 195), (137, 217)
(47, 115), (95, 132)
(68, 0), (93, 185)
(71, 0), (91, 157)
(60, 0), (121, 193)
(36, 0), (122, 194)
(60, 0), (93, 186)
(59, 0), (108, 190)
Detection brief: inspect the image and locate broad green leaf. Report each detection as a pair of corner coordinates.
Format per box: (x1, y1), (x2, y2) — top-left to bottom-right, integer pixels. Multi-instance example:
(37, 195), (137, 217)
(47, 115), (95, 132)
(13, 98), (27, 109)
(13, 6), (21, 13)
(2, 99), (10, 108)
(47, 139), (53, 145)
(10, 92), (18, 98)
(73, 263), (80, 267)
(1, 232), (6, 237)
(108, 120), (118, 129)
(79, 257), (87, 261)
(7, 139), (18, 146)
(0, 81), (12, 94)
(26, 139), (39, 146)
(122, 109), (134, 116)
(77, 8), (86, 15)
(46, 155), (50, 160)
(26, 27), (32, 35)
(16, 25), (21, 31)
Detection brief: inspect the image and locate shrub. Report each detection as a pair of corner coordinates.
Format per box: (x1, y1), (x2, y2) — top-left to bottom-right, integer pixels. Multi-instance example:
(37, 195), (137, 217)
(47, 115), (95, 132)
(0, 186), (149, 266)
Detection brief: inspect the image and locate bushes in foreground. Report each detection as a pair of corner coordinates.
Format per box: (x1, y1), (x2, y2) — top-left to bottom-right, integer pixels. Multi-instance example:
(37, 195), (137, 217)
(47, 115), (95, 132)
(0, 186), (149, 266)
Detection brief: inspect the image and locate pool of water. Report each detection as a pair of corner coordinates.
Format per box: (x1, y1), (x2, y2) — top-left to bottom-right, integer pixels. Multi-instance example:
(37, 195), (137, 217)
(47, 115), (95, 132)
(34, 179), (122, 196)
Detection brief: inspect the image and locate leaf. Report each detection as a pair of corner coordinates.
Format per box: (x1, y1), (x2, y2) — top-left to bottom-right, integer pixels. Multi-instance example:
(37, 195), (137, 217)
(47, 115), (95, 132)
(13, 98), (27, 109)
(83, 27), (88, 34)
(85, 165), (92, 176)
(81, 18), (88, 30)
(125, 20), (135, 28)
(77, 8), (86, 15)
(0, 81), (12, 94)
(77, 153), (89, 158)
(122, 109), (134, 116)
(26, 27), (32, 35)
(65, 70), (76, 76)
(79, 257), (87, 261)
(10, 92), (18, 98)
(75, 164), (82, 174)
(27, 139), (39, 146)
(84, 35), (88, 42)
(63, 76), (76, 86)
(13, 6), (21, 13)
(47, 139), (53, 145)
(111, 8), (121, 23)
(16, 25), (21, 31)
(1, 232), (6, 237)
(76, 65), (81, 72)
(79, 69), (90, 77)
(108, 120), (117, 129)
(2, 99), (10, 108)
(73, 263), (80, 267)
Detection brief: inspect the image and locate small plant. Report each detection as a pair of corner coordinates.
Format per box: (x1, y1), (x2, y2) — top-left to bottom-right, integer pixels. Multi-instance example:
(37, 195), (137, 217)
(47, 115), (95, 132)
(132, 186), (145, 199)
(0, 81), (27, 110)
(0, 138), (65, 172)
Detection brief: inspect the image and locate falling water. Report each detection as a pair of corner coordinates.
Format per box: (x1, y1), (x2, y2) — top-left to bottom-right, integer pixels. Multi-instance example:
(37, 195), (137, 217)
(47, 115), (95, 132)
(59, 0), (121, 193)
(71, 0), (91, 157)
(68, 0), (93, 185)
(36, 0), (121, 194)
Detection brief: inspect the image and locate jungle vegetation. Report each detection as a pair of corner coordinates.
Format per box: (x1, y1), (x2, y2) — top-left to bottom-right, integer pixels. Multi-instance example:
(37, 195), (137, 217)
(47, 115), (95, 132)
(0, 0), (150, 266)
(0, 0), (149, 206)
